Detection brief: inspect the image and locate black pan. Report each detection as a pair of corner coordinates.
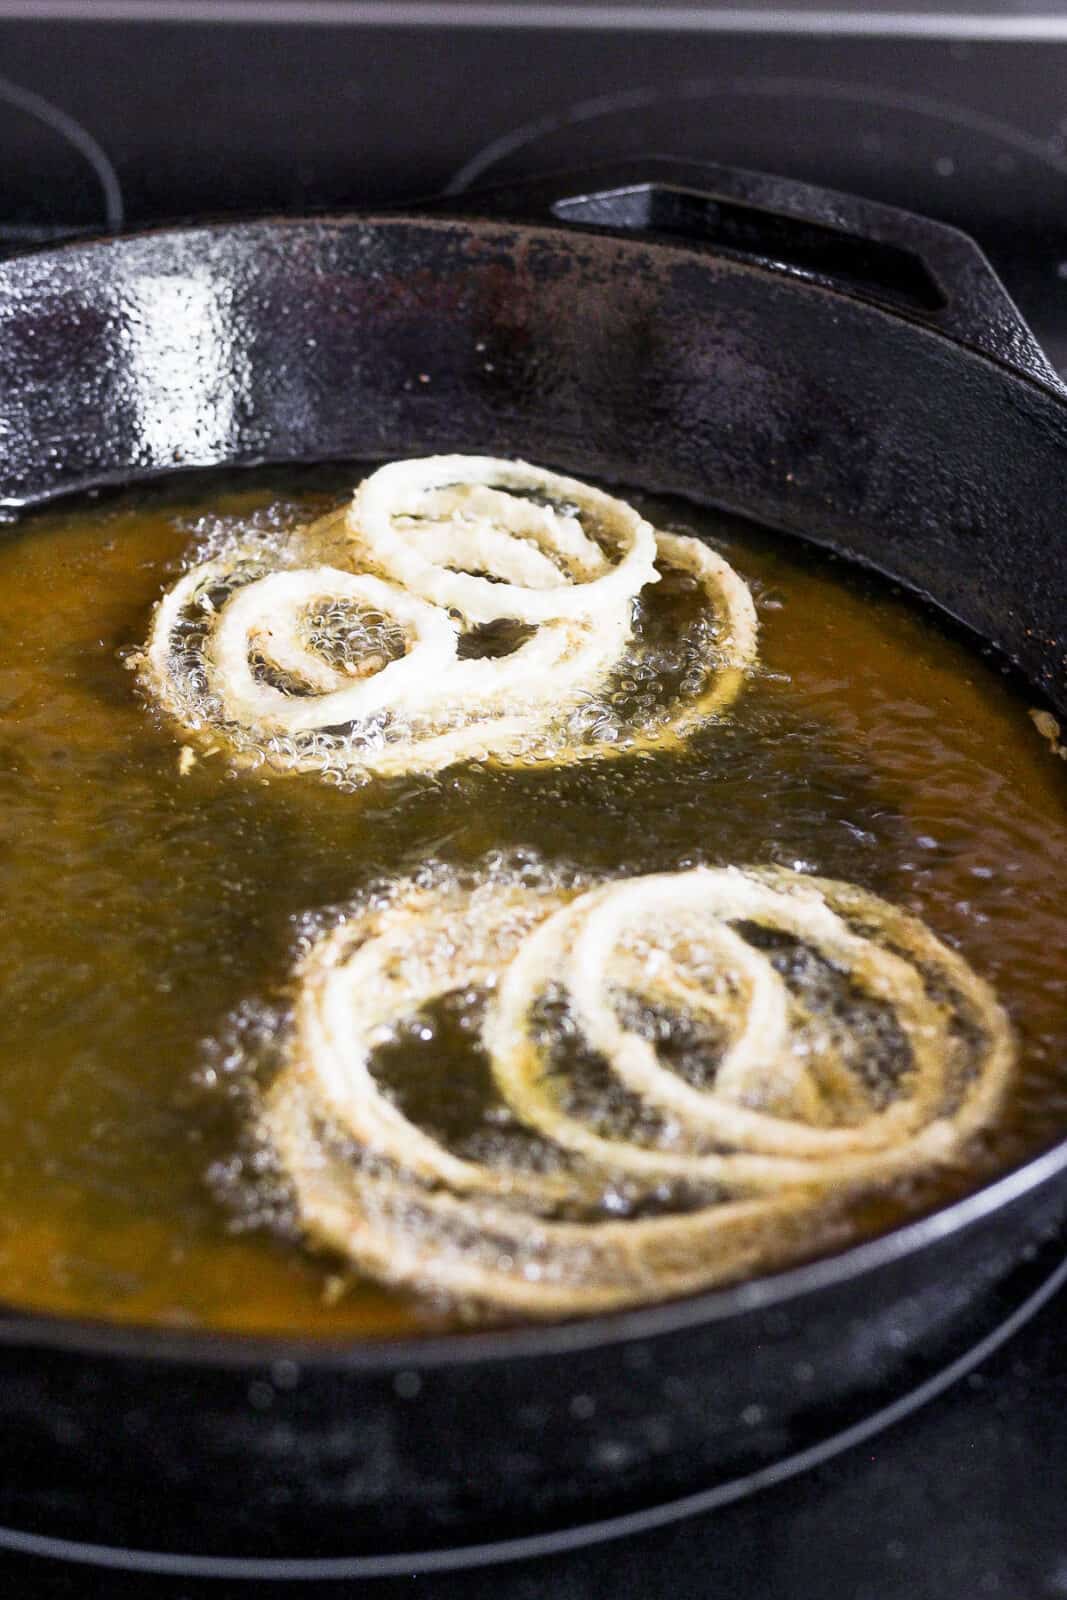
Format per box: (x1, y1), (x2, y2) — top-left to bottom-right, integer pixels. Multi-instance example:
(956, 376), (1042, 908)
(1, 162), (1065, 1579)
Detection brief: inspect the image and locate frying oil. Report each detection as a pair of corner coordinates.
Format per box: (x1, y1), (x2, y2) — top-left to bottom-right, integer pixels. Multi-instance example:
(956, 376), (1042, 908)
(1, 463), (1065, 1336)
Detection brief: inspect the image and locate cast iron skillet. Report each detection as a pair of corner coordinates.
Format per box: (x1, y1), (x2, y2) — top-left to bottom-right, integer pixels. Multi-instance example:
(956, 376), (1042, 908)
(0, 162), (1066, 1577)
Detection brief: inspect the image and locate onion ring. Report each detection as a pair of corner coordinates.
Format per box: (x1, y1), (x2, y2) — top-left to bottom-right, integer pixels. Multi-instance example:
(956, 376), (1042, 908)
(261, 1072), (818, 1318)
(262, 864), (1014, 1318)
(137, 459), (758, 783)
(350, 457), (658, 624)
(486, 867), (1012, 1187)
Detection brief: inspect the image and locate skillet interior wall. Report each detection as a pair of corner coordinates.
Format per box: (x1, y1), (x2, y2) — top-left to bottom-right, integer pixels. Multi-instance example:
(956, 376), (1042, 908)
(0, 216), (1065, 717)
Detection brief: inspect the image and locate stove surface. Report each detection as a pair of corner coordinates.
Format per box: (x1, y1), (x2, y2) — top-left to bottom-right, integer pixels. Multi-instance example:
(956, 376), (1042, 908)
(3, 1266), (1066, 1597)
(1, 6), (1065, 1596)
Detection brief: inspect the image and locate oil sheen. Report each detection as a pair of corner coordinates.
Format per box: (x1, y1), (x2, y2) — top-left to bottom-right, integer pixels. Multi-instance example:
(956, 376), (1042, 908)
(2, 464), (1065, 1337)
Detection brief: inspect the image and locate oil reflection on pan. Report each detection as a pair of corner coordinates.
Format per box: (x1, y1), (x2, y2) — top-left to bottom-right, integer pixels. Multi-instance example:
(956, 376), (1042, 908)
(124, 270), (243, 466)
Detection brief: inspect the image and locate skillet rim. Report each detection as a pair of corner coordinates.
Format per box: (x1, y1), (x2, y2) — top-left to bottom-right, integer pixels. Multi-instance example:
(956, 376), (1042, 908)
(0, 202), (1063, 408)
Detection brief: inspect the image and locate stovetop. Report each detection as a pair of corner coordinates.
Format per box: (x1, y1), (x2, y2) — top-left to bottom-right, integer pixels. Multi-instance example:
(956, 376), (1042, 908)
(3, 1261), (1067, 1597)
(1, 5), (1066, 1596)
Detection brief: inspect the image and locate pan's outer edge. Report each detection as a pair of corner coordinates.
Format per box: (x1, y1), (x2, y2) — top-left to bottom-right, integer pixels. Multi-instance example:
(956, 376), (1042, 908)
(0, 1129), (1064, 1369)
(0, 209), (1063, 1374)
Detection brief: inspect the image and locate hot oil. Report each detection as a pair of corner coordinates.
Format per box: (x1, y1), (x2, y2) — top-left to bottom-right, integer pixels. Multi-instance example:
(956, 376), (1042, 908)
(1, 463), (1065, 1336)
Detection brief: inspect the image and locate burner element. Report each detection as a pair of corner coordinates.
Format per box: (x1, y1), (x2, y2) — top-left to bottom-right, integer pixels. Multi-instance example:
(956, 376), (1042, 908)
(447, 72), (1067, 227)
(0, 73), (123, 249)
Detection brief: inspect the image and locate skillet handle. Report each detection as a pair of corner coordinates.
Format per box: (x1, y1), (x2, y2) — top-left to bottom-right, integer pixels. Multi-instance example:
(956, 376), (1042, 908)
(438, 160), (1064, 393)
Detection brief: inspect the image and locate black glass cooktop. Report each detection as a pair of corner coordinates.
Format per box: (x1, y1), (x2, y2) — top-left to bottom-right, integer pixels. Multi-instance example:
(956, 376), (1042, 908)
(3, 1256), (1067, 1596)
(1, 5), (1066, 1596)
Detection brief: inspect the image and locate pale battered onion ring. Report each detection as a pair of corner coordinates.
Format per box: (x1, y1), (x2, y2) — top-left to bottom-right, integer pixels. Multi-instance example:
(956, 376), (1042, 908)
(645, 530), (759, 752)
(207, 569), (458, 735)
(486, 867), (1014, 1189)
(350, 457), (659, 624)
(137, 458), (758, 783)
(261, 1073), (819, 1318)
(262, 865), (1014, 1318)
(285, 875), (588, 1205)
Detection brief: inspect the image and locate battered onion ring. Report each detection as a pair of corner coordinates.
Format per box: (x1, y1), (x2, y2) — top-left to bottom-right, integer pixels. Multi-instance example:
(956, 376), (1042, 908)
(262, 865), (1014, 1318)
(350, 456), (659, 624)
(207, 568), (459, 735)
(261, 1073), (822, 1318)
(487, 867), (1013, 1188)
(140, 550), (628, 776)
(646, 531), (759, 750)
(137, 459), (758, 782)
(285, 875), (588, 1204)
